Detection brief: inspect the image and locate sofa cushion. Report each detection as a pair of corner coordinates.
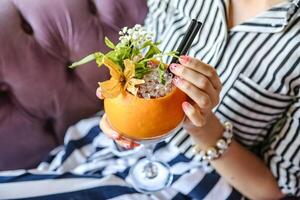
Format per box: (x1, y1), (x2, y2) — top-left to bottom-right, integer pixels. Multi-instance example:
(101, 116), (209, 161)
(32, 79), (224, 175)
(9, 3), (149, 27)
(0, 0), (148, 170)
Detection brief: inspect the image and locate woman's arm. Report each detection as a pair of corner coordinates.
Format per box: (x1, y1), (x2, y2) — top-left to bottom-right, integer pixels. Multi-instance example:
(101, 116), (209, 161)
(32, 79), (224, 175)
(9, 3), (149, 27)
(98, 55), (286, 199)
(196, 114), (284, 200)
(171, 56), (284, 200)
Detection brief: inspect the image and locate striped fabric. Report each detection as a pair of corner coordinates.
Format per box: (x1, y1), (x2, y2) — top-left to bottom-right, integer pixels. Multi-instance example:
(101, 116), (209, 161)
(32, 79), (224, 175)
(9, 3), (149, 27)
(145, 0), (300, 196)
(0, 0), (299, 199)
(0, 116), (242, 200)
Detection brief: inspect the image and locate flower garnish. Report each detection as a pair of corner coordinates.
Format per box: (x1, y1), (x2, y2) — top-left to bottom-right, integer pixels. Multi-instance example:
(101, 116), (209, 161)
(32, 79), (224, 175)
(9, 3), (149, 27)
(123, 59), (145, 96)
(69, 24), (178, 98)
(98, 57), (145, 98)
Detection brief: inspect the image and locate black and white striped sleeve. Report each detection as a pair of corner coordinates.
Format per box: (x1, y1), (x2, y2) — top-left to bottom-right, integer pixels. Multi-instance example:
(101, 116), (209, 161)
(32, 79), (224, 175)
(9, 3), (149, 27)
(263, 89), (300, 196)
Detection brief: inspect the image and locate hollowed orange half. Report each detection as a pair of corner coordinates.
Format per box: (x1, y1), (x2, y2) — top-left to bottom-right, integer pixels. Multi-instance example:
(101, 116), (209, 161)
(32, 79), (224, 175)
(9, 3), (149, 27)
(104, 87), (186, 140)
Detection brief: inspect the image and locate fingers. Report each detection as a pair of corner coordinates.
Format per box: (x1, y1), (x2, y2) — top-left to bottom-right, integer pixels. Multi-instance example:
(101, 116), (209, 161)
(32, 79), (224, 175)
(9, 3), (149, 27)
(115, 139), (140, 149)
(178, 56), (222, 91)
(169, 64), (219, 107)
(96, 87), (104, 99)
(173, 76), (212, 110)
(100, 114), (121, 140)
(100, 114), (140, 149)
(182, 102), (206, 127)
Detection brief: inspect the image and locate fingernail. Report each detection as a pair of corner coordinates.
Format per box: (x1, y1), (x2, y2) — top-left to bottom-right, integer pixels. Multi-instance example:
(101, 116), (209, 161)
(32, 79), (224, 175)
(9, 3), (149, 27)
(124, 143), (132, 149)
(133, 143), (140, 147)
(96, 90), (101, 98)
(96, 89), (104, 99)
(172, 76), (182, 86)
(169, 64), (178, 72)
(111, 132), (120, 140)
(182, 101), (192, 112)
(179, 55), (190, 64)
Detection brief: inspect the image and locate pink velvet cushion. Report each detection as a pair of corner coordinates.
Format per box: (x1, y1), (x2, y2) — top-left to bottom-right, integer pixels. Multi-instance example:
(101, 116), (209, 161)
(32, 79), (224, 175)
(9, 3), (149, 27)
(0, 0), (147, 170)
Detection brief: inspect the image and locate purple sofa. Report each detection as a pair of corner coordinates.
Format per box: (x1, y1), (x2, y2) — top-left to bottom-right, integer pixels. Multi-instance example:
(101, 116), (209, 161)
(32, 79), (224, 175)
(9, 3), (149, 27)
(0, 0), (148, 170)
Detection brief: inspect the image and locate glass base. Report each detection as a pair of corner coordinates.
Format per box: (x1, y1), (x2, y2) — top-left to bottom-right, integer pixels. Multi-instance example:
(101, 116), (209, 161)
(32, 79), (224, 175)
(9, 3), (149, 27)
(129, 158), (173, 193)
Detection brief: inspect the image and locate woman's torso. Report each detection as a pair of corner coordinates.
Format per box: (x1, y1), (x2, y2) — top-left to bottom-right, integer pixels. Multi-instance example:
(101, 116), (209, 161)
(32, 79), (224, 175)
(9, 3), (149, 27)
(144, 0), (300, 156)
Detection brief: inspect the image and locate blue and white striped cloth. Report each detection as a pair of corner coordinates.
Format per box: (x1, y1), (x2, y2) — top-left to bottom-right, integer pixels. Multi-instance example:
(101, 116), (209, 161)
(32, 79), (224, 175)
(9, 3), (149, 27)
(0, 115), (242, 200)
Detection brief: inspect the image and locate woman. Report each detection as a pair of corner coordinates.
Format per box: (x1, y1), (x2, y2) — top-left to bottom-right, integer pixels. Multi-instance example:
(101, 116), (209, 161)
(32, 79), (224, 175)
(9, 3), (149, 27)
(0, 0), (298, 199)
(98, 0), (300, 199)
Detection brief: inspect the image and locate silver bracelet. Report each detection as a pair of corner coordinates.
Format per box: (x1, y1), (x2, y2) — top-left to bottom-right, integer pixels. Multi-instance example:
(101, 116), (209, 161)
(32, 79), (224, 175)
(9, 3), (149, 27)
(193, 121), (233, 161)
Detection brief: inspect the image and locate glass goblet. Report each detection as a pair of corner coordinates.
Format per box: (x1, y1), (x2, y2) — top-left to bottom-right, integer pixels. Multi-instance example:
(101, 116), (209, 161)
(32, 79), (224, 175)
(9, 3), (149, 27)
(129, 122), (182, 193)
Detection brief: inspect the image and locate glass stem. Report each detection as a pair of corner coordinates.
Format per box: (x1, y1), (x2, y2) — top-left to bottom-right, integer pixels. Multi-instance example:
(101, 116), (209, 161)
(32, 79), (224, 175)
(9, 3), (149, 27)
(145, 143), (155, 162)
(143, 143), (158, 179)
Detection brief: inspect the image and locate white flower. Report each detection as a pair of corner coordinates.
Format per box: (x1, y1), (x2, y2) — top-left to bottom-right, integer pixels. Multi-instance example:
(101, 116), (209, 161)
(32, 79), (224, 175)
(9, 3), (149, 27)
(119, 36), (129, 44)
(140, 30), (147, 36)
(118, 24), (154, 47)
(122, 27), (128, 34)
(134, 24), (142, 29)
(127, 29), (134, 35)
(132, 32), (139, 40)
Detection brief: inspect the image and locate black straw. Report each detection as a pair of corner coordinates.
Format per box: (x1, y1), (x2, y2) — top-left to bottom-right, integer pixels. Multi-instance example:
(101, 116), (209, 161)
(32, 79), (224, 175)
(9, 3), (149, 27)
(170, 19), (202, 64)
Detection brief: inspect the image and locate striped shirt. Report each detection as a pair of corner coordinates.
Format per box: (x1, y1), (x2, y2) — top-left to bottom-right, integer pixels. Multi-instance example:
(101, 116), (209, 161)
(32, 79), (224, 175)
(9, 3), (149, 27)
(144, 0), (300, 196)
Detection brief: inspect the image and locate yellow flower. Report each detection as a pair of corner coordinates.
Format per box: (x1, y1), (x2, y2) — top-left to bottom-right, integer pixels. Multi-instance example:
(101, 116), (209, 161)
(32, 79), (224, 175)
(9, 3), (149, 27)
(99, 57), (144, 98)
(123, 59), (145, 96)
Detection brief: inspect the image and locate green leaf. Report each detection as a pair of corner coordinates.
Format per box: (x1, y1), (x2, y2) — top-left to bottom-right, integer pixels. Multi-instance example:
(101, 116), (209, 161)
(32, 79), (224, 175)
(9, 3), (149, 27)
(158, 63), (166, 84)
(120, 46), (132, 60)
(105, 45), (132, 70)
(135, 62), (152, 79)
(163, 51), (179, 59)
(69, 53), (98, 69)
(106, 51), (123, 69)
(104, 37), (116, 49)
(135, 69), (152, 79)
(95, 52), (104, 67)
(131, 47), (141, 57)
(154, 41), (162, 46)
(141, 40), (153, 49)
(138, 57), (154, 64)
(144, 44), (161, 59)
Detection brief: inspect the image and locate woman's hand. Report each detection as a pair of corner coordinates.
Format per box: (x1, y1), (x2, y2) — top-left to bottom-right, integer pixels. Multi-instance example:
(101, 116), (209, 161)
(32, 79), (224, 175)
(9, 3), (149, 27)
(170, 55), (223, 149)
(96, 89), (139, 149)
(96, 55), (223, 150)
(99, 114), (140, 149)
(170, 56), (286, 199)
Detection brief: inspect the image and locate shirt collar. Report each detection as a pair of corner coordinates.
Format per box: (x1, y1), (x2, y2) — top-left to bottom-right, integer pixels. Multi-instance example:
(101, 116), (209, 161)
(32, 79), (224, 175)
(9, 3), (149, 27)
(220, 0), (300, 33)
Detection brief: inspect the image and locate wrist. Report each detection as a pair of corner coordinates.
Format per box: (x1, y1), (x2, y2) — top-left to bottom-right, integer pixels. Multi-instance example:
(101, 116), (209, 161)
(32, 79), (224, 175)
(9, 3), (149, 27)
(191, 114), (224, 150)
(194, 121), (234, 161)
